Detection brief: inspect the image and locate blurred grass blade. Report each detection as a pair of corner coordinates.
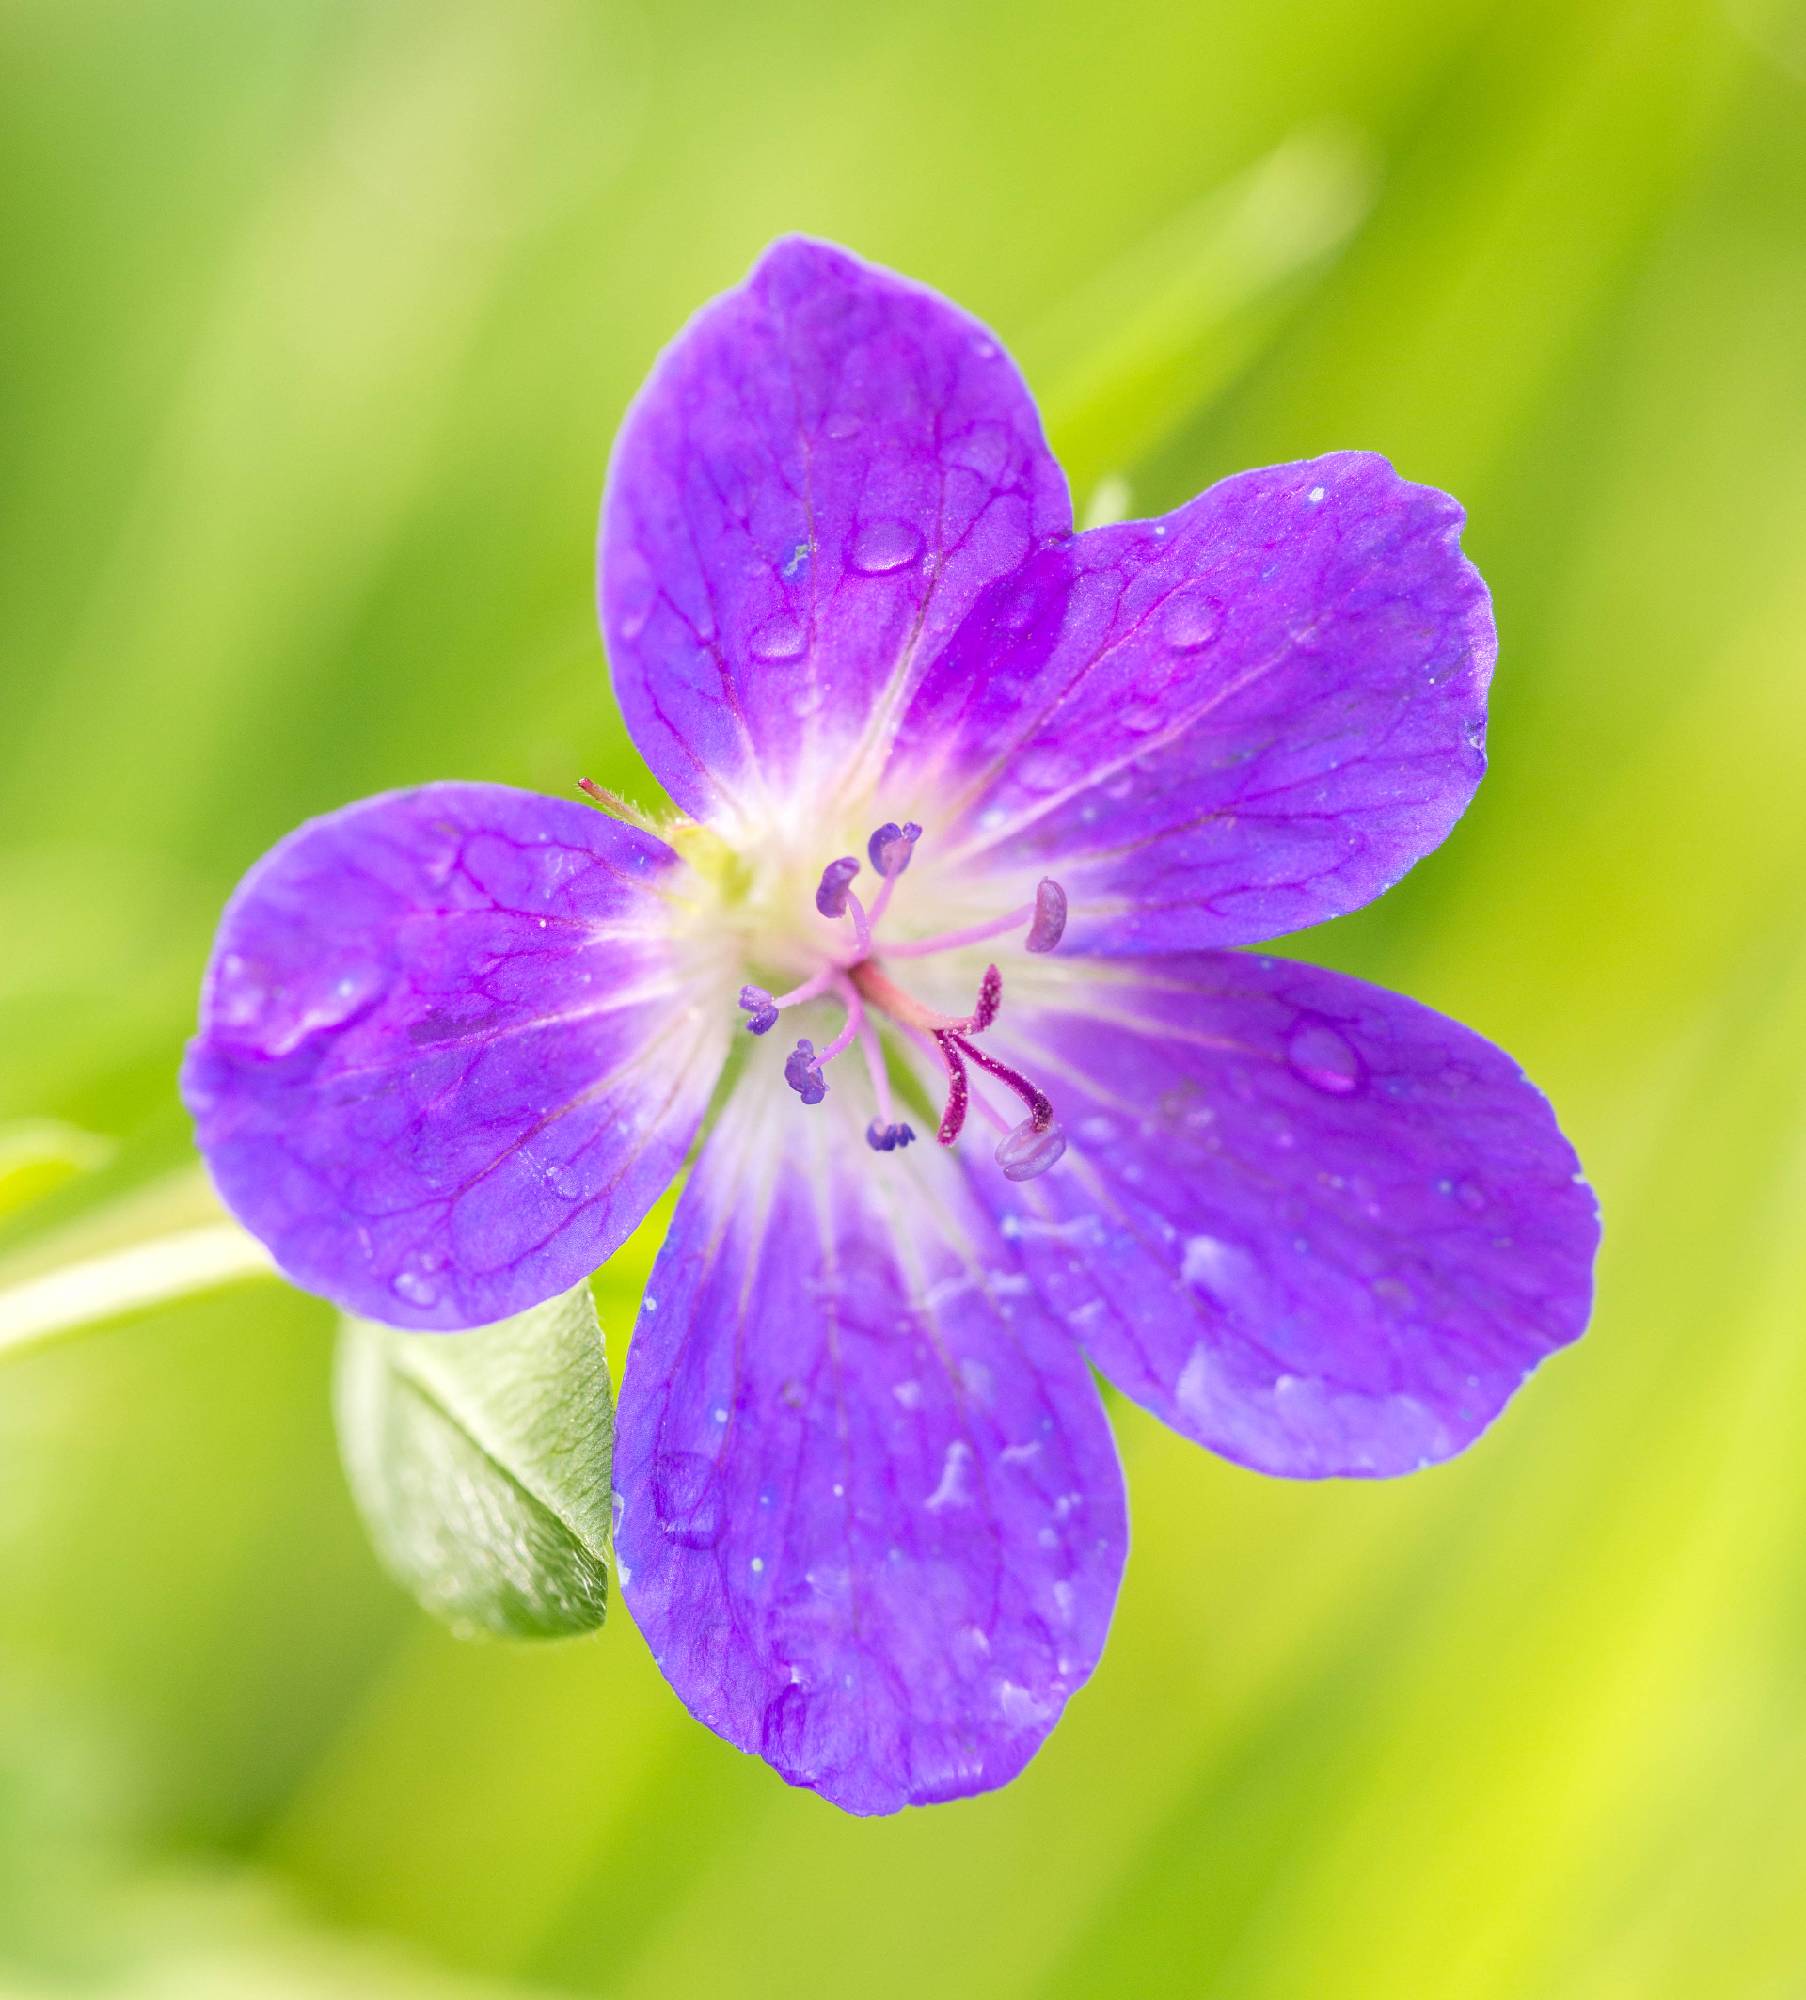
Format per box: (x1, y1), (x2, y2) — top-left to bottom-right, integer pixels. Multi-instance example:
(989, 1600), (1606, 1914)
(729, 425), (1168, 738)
(1033, 123), (1379, 494)
(0, 1119), (118, 1221)
(0, 1220), (272, 1363)
(335, 1281), (614, 1642)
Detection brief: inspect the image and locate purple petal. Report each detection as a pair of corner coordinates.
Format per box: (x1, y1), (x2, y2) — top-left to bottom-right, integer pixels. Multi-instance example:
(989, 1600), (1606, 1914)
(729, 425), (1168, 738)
(615, 1071), (1126, 1815)
(181, 783), (729, 1329)
(900, 453), (1494, 951)
(600, 237), (1069, 823)
(981, 953), (1597, 1477)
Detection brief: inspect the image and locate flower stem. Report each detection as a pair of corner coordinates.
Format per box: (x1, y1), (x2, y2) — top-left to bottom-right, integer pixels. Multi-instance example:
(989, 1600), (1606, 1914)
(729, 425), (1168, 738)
(0, 1223), (273, 1367)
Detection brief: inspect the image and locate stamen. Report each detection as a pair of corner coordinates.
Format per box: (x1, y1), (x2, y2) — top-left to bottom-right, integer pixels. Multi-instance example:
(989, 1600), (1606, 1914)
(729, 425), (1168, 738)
(843, 888), (872, 957)
(863, 820), (922, 931)
(814, 856), (860, 917)
(858, 1016), (896, 1129)
(740, 966), (836, 1034)
(783, 1039), (827, 1105)
(779, 974), (865, 1106)
(737, 985), (780, 1036)
(865, 1119), (918, 1152)
(772, 968), (836, 1009)
(880, 877), (1068, 960)
(866, 820), (922, 878)
(1025, 877), (1068, 953)
(995, 1116), (1068, 1183)
(816, 975), (865, 1066)
(856, 1017), (923, 1153)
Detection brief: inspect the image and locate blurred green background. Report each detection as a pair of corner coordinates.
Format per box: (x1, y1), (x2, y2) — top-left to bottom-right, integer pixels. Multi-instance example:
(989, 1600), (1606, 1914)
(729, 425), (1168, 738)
(3, 0), (1804, 1992)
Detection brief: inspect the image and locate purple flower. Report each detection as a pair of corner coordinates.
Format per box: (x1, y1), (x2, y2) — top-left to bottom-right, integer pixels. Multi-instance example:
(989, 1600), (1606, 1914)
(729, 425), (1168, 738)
(182, 239), (1598, 1816)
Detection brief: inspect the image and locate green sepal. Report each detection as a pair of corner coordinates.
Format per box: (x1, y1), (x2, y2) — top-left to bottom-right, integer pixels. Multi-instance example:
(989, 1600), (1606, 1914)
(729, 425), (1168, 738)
(334, 1280), (614, 1641)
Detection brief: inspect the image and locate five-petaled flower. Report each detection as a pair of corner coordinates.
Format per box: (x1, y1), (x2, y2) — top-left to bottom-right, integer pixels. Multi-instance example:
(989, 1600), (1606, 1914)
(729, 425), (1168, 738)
(183, 239), (1599, 1815)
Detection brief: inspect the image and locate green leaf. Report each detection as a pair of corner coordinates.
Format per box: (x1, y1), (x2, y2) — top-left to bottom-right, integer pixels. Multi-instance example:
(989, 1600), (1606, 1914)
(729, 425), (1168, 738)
(333, 1281), (614, 1641)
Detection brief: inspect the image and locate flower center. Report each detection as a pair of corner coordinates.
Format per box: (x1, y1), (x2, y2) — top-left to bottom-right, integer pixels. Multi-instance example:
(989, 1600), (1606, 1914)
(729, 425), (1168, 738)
(733, 822), (1069, 1183)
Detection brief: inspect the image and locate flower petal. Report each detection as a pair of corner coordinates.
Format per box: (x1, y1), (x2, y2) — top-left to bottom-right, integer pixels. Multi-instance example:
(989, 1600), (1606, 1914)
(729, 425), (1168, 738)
(182, 783), (730, 1329)
(902, 453), (1494, 951)
(615, 1063), (1126, 1815)
(979, 952), (1596, 1476)
(600, 236), (1069, 826)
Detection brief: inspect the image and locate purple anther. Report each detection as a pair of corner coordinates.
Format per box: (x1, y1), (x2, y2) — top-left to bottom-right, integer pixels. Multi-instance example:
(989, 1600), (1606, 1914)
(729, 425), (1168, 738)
(814, 856), (860, 917)
(784, 1038), (827, 1105)
(737, 984), (779, 1036)
(864, 1118), (920, 1153)
(866, 820), (923, 878)
(995, 1116), (1068, 1183)
(1025, 878), (1068, 953)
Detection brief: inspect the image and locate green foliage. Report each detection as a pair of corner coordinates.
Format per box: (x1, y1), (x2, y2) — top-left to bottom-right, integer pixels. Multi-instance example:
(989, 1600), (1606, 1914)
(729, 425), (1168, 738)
(334, 1284), (613, 1642)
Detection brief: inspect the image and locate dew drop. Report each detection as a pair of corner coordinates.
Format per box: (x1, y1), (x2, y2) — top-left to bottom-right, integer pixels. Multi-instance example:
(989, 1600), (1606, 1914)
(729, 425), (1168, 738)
(390, 1268), (438, 1309)
(1286, 1016), (1365, 1095)
(748, 613), (807, 663)
(1015, 743), (1077, 792)
(1118, 700), (1166, 735)
(1161, 588), (1219, 651)
(849, 517), (925, 575)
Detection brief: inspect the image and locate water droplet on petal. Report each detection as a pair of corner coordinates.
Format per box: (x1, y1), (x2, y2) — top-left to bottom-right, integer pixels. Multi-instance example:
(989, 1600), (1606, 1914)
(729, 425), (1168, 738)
(748, 614), (807, 663)
(1014, 743), (1078, 792)
(849, 517), (924, 575)
(1161, 588), (1219, 651)
(1286, 1016), (1366, 1095)
(390, 1267), (438, 1309)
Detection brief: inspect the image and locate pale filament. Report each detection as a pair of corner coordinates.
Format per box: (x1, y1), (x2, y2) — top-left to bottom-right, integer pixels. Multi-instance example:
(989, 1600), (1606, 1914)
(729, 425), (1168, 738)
(860, 1017), (897, 1127)
(816, 974), (865, 1067)
(878, 902), (1037, 960)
